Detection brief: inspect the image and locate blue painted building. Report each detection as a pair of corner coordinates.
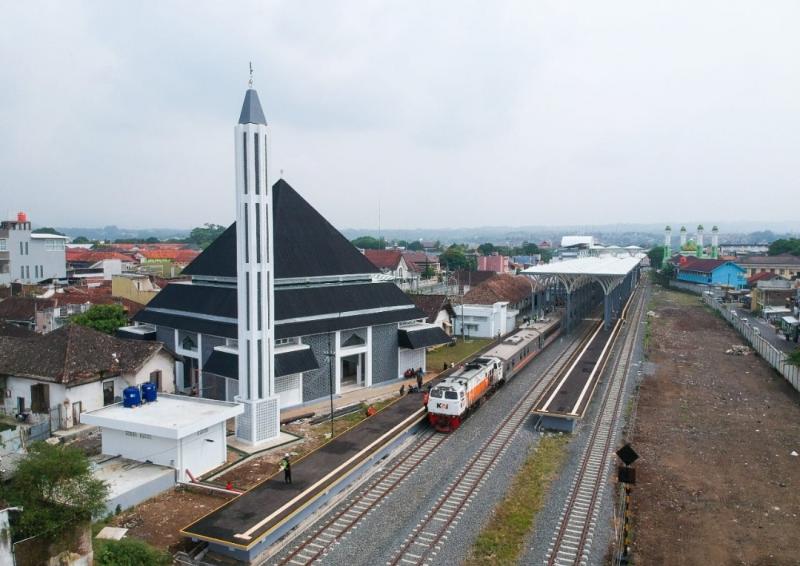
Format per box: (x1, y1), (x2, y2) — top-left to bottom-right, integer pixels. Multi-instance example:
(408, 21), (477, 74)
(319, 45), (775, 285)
(675, 258), (746, 288)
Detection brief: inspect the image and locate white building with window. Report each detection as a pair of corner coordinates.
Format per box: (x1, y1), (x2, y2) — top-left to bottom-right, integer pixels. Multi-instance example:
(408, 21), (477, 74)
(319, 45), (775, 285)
(0, 214), (67, 286)
(81, 394), (242, 482)
(453, 302), (518, 339)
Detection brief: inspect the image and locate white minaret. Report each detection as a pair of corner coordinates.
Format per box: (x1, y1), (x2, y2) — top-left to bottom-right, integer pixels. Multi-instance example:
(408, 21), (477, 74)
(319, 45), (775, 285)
(679, 226), (687, 248)
(696, 224), (705, 257)
(234, 71), (279, 445)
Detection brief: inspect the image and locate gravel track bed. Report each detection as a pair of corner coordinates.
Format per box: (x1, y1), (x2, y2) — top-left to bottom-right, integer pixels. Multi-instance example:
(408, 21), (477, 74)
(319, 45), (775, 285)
(267, 333), (576, 566)
(521, 284), (649, 566)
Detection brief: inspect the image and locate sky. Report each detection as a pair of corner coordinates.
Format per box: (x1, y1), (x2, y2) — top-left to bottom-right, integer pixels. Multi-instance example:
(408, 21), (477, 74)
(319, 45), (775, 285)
(1, 1), (799, 231)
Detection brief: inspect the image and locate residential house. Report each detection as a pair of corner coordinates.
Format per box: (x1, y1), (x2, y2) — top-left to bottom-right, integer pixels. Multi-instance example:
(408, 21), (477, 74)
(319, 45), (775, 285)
(453, 274), (540, 338)
(477, 253), (509, 274)
(0, 214), (67, 286)
(736, 254), (800, 279)
(364, 249), (417, 290)
(0, 324), (176, 430)
(112, 273), (161, 305)
(409, 294), (456, 336)
(451, 269), (495, 295)
(401, 251), (441, 277)
(675, 258), (746, 288)
(751, 278), (798, 314)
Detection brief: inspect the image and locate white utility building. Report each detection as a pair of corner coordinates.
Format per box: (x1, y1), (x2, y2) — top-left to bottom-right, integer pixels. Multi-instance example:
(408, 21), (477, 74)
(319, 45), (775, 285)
(81, 394), (242, 482)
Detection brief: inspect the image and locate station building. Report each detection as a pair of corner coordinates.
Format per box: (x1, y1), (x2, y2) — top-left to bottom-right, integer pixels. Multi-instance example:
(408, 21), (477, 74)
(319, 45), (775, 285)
(130, 84), (449, 445)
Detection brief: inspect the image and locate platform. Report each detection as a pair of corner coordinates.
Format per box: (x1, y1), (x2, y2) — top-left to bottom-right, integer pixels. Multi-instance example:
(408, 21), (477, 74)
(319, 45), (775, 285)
(182, 391), (428, 561)
(532, 290), (635, 431)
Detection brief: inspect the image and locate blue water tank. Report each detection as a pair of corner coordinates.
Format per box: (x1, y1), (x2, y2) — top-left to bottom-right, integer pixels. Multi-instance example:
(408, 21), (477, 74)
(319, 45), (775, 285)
(122, 386), (141, 408)
(141, 382), (157, 403)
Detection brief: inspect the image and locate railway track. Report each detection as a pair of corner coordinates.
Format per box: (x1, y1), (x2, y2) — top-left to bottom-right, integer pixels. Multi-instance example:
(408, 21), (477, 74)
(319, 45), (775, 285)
(273, 429), (447, 566)
(544, 285), (646, 566)
(387, 319), (602, 566)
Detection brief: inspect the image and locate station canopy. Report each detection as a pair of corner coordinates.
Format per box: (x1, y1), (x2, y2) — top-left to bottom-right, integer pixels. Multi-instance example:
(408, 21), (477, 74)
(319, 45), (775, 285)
(522, 256), (641, 294)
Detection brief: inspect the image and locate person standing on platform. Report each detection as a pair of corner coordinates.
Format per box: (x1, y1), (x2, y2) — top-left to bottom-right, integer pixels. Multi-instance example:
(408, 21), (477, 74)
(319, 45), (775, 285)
(416, 369), (423, 391)
(280, 455), (292, 484)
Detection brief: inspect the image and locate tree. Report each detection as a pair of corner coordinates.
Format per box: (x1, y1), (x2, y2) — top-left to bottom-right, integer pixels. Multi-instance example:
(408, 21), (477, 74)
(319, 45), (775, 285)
(32, 227), (66, 236)
(95, 537), (171, 566)
(477, 243), (495, 255)
(421, 264), (435, 279)
(145, 236), (160, 244)
(647, 246), (665, 269)
(517, 241), (541, 256)
(72, 305), (127, 334)
(4, 443), (108, 540)
(439, 245), (474, 271)
(407, 241), (424, 251)
(787, 348), (800, 367)
(72, 236), (91, 244)
(768, 238), (800, 256)
(188, 223), (226, 249)
(351, 236), (386, 250)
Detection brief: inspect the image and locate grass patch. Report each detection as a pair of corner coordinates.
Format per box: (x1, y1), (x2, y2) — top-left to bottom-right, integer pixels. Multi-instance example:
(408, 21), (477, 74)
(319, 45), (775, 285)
(426, 337), (492, 372)
(464, 434), (571, 566)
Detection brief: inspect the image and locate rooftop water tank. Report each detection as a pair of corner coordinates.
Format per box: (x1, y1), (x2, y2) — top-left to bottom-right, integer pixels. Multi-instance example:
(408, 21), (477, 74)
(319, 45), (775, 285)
(141, 382), (157, 403)
(17, 212), (27, 223)
(122, 386), (141, 408)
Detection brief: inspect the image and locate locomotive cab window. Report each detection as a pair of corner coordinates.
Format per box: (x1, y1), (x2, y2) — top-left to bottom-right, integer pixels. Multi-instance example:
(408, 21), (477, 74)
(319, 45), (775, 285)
(445, 391), (458, 400)
(431, 389), (443, 398)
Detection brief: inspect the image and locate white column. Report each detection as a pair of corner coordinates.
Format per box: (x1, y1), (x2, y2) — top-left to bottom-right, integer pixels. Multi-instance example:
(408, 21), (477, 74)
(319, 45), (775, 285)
(234, 89), (279, 445)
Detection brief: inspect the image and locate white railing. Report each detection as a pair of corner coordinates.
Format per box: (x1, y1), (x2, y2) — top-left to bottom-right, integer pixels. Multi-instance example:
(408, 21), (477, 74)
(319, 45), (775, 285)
(702, 294), (799, 392)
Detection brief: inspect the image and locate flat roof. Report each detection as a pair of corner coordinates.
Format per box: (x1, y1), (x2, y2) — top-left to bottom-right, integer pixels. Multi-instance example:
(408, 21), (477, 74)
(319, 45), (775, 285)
(91, 456), (174, 500)
(523, 256), (641, 277)
(81, 393), (243, 439)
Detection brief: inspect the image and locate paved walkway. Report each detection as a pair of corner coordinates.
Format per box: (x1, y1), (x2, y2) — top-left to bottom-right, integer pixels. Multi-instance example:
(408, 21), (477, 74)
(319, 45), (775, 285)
(280, 372), (437, 422)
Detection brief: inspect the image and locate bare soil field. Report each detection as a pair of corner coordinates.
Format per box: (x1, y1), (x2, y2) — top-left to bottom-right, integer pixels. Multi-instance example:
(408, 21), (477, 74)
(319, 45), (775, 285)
(630, 288), (800, 565)
(110, 486), (233, 551)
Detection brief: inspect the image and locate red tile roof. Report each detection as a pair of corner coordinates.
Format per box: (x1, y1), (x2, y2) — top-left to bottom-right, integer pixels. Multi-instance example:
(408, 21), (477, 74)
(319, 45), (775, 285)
(463, 274), (534, 305)
(401, 251), (439, 272)
(139, 249), (200, 263)
(0, 324), (168, 385)
(409, 294), (455, 324)
(364, 249), (403, 270)
(678, 258), (732, 273)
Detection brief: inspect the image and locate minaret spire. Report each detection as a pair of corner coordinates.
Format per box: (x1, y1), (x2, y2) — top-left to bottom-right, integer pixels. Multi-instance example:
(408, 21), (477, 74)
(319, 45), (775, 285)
(234, 76), (279, 445)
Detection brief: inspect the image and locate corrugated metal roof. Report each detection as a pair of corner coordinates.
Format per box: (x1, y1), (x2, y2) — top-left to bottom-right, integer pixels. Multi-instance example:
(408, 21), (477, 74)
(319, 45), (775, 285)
(523, 256), (641, 277)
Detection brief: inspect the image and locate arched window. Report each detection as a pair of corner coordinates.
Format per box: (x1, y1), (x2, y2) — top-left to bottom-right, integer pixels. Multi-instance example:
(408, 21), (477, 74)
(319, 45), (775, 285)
(182, 336), (197, 351)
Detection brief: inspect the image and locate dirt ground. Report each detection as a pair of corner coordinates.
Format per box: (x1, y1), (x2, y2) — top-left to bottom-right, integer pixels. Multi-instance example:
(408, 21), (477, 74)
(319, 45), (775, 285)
(110, 486), (233, 552)
(630, 288), (800, 566)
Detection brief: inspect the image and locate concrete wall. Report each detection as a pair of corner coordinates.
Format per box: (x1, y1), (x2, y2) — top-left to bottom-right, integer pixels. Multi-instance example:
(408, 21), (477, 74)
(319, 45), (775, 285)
(301, 333), (334, 402)
(398, 348), (425, 376)
(372, 323), (399, 384)
(102, 427), (177, 467)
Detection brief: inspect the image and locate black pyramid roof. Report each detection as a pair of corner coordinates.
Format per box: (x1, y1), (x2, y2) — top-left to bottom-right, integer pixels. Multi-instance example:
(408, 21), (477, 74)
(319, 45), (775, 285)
(182, 180), (379, 280)
(238, 88), (267, 125)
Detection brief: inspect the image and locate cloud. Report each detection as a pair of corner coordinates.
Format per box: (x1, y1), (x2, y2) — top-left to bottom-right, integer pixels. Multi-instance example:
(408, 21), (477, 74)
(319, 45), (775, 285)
(1, 1), (799, 230)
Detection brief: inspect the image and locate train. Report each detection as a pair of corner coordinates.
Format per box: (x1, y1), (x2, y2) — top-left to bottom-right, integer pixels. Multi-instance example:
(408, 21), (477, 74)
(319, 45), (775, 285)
(425, 320), (561, 432)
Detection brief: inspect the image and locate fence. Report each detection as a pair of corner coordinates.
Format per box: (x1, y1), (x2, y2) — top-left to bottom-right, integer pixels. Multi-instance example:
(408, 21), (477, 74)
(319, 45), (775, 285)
(702, 294), (799, 392)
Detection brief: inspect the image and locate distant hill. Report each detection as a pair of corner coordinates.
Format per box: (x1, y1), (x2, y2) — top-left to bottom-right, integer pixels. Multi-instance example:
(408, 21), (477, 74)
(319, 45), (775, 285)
(54, 225), (190, 241)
